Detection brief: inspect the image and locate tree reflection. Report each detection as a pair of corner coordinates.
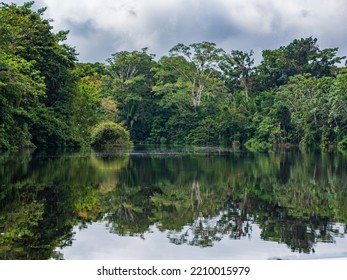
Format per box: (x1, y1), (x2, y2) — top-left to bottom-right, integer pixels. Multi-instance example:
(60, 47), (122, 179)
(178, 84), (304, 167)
(1, 148), (347, 259)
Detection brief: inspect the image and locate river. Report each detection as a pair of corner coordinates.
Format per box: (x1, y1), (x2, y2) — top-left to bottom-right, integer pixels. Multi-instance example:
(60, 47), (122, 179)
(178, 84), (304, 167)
(1, 146), (347, 259)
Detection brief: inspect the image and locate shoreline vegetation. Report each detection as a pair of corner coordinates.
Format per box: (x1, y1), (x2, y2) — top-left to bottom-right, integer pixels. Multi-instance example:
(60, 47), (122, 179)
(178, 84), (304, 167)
(2, 2), (347, 152)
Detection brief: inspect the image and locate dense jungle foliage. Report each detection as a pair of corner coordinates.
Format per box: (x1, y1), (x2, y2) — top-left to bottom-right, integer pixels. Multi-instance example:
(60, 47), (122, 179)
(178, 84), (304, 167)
(2, 2), (347, 151)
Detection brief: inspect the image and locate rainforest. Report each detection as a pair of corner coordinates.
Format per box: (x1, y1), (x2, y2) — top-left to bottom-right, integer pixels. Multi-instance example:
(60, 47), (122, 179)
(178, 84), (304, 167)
(2, 2), (347, 152)
(2, 2), (347, 261)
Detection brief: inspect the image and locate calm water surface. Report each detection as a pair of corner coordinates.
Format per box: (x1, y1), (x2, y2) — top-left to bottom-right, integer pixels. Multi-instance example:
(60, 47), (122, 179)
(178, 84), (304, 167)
(1, 146), (347, 259)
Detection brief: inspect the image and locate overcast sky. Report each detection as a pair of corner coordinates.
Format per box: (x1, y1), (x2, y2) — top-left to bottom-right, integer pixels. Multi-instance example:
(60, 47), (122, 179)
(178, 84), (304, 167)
(4, 0), (347, 63)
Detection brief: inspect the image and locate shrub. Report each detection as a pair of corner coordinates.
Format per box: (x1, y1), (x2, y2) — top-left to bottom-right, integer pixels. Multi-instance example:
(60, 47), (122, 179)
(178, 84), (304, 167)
(91, 121), (131, 147)
(244, 138), (270, 152)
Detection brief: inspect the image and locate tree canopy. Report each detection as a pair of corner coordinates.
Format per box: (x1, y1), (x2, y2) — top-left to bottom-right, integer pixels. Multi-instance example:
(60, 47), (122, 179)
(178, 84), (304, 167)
(2, 2), (347, 151)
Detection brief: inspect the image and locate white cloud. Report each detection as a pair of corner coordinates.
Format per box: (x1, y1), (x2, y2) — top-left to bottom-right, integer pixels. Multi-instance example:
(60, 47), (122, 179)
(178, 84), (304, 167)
(4, 0), (347, 61)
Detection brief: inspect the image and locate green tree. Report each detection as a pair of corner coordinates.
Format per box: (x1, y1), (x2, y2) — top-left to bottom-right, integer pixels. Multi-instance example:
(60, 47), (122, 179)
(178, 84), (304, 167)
(329, 70), (347, 149)
(276, 74), (334, 147)
(0, 50), (45, 149)
(0, 2), (80, 149)
(255, 37), (345, 90)
(221, 50), (255, 101)
(103, 49), (157, 142)
(168, 42), (225, 109)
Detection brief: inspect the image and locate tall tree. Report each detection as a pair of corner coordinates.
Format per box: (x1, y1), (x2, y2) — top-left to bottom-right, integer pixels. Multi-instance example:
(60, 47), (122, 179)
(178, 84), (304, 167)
(255, 37), (345, 90)
(221, 50), (255, 101)
(276, 74), (334, 146)
(103, 49), (157, 141)
(169, 42), (225, 109)
(0, 2), (79, 149)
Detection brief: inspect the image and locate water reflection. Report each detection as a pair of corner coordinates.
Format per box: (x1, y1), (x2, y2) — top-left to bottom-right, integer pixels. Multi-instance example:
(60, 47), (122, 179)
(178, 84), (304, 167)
(1, 148), (347, 259)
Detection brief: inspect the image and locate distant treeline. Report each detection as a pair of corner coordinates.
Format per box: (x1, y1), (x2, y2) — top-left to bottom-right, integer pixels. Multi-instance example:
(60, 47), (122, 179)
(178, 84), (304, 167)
(2, 2), (347, 151)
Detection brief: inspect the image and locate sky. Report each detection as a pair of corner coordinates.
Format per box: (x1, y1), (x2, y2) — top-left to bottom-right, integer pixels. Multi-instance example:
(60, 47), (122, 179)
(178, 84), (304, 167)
(62, 222), (347, 260)
(3, 0), (347, 63)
